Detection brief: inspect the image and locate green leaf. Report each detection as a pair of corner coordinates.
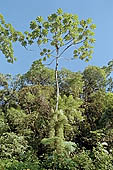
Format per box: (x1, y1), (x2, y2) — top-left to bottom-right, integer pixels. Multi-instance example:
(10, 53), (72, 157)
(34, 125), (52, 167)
(72, 14), (78, 21)
(24, 31), (29, 35)
(48, 49), (51, 53)
(85, 58), (89, 62)
(89, 31), (95, 36)
(78, 35), (83, 40)
(42, 29), (48, 36)
(57, 8), (63, 15)
(0, 14), (4, 21)
(80, 20), (86, 27)
(51, 41), (55, 46)
(86, 18), (92, 24)
(43, 21), (50, 29)
(73, 49), (78, 54)
(78, 28), (84, 33)
(43, 48), (47, 53)
(43, 56), (47, 61)
(51, 13), (57, 20)
(89, 38), (96, 43)
(88, 55), (92, 60)
(37, 39), (42, 45)
(42, 38), (48, 44)
(36, 16), (43, 23)
(21, 41), (27, 47)
(47, 54), (51, 58)
(28, 40), (33, 45)
(80, 53), (87, 60)
(74, 55), (78, 58)
(90, 24), (96, 29)
(50, 28), (56, 33)
(30, 21), (37, 30)
(0, 14), (5, 24)
(40, 51), (44, 56)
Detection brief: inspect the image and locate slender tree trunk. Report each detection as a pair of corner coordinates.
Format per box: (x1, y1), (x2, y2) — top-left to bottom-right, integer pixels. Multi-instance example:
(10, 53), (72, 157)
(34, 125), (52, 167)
(55, 48), (65, 153)
(55, 48), (59, 111)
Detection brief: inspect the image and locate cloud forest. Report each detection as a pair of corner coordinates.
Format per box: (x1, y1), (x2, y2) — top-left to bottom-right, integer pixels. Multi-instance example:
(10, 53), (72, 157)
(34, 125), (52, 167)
(0, 9), (113, 170)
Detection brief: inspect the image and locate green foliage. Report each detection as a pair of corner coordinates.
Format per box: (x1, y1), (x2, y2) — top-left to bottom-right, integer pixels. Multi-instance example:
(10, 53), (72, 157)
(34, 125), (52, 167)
(92, 143), (113, 170)
(0, 73), (9, 88)
(41, 153), (78, 170)
(0, 132), (28, 159)
(81, 66), (107, 131)
(24, 8), (96, 62)
(23, 59), (55, 86)
(102, 60), (113, 92)
(6, 108), (27, 133)
(0, 110), (9, 134)
(0, 63), (113, 169)
(0, 159), (40, 170)
(0, 14), (26, 62)
(83, 66), (106, 97)
(99, 92), (113, 128)
(73, 150), (95, 170)
(58, 68), (84, 97)
(59, 95), (84, 123)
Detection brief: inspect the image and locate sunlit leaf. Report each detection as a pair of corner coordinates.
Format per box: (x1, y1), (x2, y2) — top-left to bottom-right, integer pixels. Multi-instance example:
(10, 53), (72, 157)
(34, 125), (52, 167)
(36, 16), (43, 23)
(57, 8), (63, 15)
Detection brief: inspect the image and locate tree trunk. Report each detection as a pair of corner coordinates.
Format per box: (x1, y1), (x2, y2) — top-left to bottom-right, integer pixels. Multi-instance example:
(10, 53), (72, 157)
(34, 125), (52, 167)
(55, 49), (59, 111)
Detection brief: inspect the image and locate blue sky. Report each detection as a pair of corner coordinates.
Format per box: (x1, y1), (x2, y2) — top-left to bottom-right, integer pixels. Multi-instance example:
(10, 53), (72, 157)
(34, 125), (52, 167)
(0, 0), (113, 75)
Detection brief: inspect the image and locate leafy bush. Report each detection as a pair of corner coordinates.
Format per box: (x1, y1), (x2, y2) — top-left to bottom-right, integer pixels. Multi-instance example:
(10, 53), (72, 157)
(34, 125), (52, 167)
(0, 159), (40, 170)
(40, 153), (78, 170)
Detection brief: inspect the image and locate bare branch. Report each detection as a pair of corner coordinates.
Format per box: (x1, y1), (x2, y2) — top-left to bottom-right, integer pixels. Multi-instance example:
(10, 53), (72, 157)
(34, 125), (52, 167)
(75, 39), (86, 45)
(63, 39), (73, 47)
(58, 38), (86, 59)
(44, 39), (86, 65)
(45, 57), (56, 66)
(63, 31), (70, 40)
(24, 46), (34, 52)
(50, 49), (56, 55)
(58, 42), (73, 58)
(38, 45), (42, 51)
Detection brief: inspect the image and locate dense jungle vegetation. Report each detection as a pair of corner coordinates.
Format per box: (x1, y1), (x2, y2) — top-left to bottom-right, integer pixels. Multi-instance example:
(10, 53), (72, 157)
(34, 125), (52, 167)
(0, 9), (113, 169)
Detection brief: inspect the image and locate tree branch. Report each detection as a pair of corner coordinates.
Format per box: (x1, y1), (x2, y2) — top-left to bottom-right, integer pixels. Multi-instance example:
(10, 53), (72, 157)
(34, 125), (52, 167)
(24, 46), (34, 51)
(58, 38), (86, 59)
(58, 42), (73, 58)
(63, 39), (73, 47)
(75, 39), (86, 45)
(45, 57), (56, 66)
(50, 49), (56, 55)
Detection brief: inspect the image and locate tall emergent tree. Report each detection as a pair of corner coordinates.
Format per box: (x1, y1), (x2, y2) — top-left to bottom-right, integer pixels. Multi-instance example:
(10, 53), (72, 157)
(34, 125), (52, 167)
(24, 8), (96, 111)
(23, 8), (96, 153)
